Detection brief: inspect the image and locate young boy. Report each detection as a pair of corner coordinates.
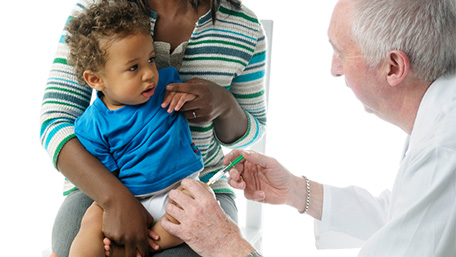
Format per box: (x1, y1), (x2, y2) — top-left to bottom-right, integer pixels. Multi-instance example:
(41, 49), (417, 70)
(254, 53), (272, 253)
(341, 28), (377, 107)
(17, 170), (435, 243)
(65, 1), (214, 256)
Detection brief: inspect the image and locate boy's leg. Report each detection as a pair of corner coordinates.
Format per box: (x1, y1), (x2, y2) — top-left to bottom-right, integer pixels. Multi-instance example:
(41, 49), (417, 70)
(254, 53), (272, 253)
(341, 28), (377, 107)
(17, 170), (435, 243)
(150, 215), (184, 250)
(52, 189), (93, 257)
(69, 203), (105, 257)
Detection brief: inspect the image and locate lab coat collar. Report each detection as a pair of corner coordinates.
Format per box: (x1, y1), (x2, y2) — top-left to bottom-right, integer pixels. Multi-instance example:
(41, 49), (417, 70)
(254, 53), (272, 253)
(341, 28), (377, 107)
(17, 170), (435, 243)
(407, 75), (456, 157)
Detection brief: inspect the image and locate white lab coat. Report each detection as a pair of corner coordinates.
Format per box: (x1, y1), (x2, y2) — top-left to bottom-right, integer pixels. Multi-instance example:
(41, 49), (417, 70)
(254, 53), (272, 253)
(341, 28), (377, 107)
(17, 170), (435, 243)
(315, 75), (456, 256)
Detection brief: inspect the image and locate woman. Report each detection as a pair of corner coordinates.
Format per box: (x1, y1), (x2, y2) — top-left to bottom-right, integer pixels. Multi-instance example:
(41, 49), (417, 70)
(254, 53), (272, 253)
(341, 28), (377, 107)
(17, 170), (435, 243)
(40, 0), (267, 256)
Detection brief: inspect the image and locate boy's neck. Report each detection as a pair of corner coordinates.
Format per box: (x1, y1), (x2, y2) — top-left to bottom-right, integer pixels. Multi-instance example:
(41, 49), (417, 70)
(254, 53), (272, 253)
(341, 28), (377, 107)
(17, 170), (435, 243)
(100, 94), (124, 111)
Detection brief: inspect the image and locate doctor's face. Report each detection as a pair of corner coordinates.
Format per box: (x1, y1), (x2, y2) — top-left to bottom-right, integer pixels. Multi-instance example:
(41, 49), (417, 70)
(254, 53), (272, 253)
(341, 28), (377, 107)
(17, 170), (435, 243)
(328, 0), (387, 117)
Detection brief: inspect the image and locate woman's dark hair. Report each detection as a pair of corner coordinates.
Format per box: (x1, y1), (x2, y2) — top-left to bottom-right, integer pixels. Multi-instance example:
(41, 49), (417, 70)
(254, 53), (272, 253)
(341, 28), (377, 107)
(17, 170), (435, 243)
(128, 0), (242, 23)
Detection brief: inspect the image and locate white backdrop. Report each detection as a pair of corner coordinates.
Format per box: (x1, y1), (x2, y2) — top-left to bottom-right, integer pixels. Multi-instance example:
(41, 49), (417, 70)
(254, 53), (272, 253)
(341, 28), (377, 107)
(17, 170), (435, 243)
(0, 1), (406, 256)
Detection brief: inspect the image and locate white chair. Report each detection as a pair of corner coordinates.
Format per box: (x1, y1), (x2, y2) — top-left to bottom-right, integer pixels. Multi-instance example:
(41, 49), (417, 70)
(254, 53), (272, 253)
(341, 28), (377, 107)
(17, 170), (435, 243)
(239, 19), (273, 251)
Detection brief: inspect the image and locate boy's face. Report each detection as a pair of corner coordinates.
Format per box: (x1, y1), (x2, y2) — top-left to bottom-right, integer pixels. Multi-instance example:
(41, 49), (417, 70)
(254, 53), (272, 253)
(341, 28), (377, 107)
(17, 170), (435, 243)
(96, 33), (159, 110)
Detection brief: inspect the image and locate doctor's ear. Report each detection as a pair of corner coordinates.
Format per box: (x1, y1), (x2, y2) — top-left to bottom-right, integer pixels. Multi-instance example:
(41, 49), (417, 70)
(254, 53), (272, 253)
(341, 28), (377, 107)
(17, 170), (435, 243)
(386, 50), (409, 87)
(83, 70), (104, 91)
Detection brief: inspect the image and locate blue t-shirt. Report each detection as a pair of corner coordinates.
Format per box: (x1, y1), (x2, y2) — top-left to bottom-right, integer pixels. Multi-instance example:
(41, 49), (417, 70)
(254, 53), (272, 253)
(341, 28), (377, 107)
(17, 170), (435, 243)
(75, 67), (203, 196)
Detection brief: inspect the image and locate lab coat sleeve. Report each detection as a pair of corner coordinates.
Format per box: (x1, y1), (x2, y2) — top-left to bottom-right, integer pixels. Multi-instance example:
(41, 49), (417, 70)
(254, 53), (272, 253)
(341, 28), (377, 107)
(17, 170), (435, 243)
(314, 185), (391, 249)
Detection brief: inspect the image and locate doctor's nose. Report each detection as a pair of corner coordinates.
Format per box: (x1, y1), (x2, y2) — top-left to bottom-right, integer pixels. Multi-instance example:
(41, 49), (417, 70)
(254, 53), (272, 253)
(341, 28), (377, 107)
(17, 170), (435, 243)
(331, 53), (343, 77)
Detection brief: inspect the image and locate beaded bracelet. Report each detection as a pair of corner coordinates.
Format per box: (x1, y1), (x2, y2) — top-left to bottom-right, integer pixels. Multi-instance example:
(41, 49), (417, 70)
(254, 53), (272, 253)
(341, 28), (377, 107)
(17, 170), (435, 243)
(298, 176), (310, 214)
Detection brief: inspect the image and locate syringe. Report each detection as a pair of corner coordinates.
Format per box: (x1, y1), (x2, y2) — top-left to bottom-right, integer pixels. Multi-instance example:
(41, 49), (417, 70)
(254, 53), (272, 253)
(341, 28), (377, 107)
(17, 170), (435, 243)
(206, 155), (244, 186)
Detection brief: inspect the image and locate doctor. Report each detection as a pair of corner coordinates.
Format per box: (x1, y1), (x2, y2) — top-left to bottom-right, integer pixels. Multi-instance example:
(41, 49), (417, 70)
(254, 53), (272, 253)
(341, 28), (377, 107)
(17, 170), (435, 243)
(161, 0), (456, 256)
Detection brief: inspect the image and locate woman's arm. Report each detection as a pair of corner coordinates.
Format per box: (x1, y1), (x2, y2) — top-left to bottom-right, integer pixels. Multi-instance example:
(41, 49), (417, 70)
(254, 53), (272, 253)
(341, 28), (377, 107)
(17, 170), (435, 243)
(165, 78), (249, 144)
(163, 19), (267, 146)
(219, 21), (268, 147)
(212, 82), (250, 144)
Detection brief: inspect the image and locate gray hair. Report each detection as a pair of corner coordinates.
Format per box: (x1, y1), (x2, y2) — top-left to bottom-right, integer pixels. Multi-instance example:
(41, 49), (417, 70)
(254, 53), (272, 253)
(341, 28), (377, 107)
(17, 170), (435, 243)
(351, 0), (456, 82)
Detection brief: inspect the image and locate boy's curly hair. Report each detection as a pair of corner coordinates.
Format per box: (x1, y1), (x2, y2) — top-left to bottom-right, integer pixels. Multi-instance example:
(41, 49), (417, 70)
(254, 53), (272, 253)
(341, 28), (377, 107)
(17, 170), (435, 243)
(66, 0), (151, 85)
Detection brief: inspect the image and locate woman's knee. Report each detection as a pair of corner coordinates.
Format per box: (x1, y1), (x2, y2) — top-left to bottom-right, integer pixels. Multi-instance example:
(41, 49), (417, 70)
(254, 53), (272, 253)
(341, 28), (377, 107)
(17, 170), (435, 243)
(52, 190), (94, 256)
(215, 193), (238, 223)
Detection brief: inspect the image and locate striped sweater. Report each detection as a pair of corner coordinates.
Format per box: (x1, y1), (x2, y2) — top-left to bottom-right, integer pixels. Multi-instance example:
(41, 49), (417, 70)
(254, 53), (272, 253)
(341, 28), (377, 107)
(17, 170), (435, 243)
(40, 0), (267, 195)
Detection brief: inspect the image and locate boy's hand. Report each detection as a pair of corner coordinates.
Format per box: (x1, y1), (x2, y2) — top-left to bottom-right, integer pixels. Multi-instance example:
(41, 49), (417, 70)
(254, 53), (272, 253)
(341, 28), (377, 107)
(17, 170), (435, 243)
(162, 91), (196, 113)
(147, 230), (161, 252)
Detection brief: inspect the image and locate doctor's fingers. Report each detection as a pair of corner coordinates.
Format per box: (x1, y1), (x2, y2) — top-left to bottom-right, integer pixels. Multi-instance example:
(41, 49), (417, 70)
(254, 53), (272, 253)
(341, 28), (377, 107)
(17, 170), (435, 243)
(228, 169), (246, 190)
(241, 150), (277, 169)
(179, 178), (213, 199)
(245, 190), (266, 202)
(160, 215), (183, 239)
(165, 191), (187, 222)
(168, 179), (211, 210)
(224, 149), (244, 166)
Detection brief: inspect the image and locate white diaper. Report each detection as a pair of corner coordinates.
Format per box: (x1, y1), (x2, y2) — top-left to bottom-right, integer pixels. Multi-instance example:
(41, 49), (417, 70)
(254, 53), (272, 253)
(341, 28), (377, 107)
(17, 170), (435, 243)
(139, 172), (200, 223)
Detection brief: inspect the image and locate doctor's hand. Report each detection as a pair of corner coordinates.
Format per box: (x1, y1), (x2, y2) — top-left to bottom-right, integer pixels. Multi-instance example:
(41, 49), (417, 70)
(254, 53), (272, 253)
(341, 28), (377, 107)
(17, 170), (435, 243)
(161, 179), (255, 257)
(225, 150), (296, 206)
(225, 150), (323, 219)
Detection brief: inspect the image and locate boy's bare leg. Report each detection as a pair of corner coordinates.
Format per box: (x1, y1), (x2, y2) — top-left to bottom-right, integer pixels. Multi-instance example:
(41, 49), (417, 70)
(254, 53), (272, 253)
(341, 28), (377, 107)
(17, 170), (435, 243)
(69, 202), (105, 257)
(104, 181), (215, 254)
(149, 213), (184, 250)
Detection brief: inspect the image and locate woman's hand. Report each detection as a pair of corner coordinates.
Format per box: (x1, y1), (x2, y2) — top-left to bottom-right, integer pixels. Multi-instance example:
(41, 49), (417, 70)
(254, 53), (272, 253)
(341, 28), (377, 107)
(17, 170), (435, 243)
(165, 78), (234, 122)
(102, 196), (154, 257)
(161, 179), (255, 257)
(103, 230), (160, 257)
(164, 78), (247, 143)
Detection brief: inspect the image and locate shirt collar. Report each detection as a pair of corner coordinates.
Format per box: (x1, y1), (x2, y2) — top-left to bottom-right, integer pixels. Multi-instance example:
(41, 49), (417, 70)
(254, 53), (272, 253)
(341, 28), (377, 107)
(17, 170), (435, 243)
(408, 75), (456, 152)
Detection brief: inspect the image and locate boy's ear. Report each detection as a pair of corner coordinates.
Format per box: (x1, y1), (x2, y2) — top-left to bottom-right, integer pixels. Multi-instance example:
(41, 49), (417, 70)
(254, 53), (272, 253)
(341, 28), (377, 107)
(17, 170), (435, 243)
(386, 50), (409, 87)
(83, 70), (104, 91)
